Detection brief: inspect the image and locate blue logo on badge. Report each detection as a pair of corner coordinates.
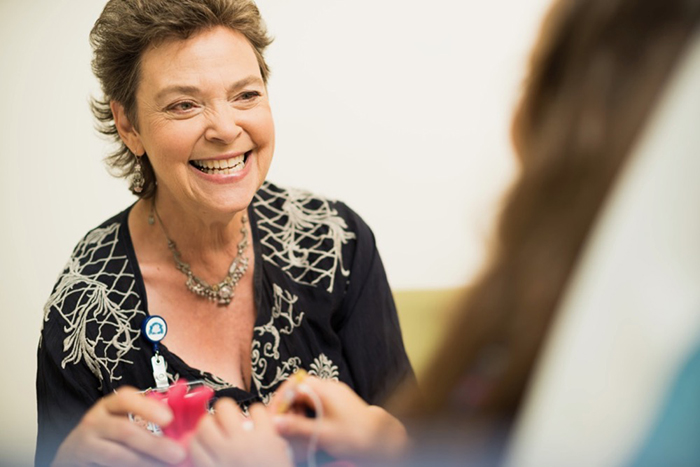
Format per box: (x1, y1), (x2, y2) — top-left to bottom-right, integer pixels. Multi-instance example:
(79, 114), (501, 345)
(148, 322), (165, 338)
(142, 316), (167, 343)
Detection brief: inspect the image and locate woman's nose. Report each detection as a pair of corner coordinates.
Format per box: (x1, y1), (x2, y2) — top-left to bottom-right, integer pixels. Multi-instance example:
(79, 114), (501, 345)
(204, 103), (243, 144)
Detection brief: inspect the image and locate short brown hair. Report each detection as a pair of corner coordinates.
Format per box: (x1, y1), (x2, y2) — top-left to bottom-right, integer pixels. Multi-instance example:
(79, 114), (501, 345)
(90, 0), (273, 198)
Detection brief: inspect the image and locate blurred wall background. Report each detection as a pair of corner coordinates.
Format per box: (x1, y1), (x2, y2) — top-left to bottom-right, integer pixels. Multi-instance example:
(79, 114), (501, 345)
(0, 0), (552, 464)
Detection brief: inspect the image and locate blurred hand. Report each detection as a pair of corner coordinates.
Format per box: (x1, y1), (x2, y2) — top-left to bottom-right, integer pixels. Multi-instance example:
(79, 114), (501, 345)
(189, 399), (293, 467)
(270, 376), (409, 461)
(52, 386), (186, 467)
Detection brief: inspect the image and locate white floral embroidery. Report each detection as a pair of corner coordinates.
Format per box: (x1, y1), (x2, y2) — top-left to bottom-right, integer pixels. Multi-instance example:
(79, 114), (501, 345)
(259, 392), (274, 406)
(251, 284), (304, 394)
(308, 353), (340, 381)
(254, 183), (356, 292)
(43, 223), (145, 389)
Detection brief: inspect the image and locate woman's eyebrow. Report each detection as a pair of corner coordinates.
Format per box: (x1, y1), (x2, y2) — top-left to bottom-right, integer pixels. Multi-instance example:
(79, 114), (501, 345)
(227, 76), (264, 92)
(154, 85), (200, 102)
(155, 76), (264, 101)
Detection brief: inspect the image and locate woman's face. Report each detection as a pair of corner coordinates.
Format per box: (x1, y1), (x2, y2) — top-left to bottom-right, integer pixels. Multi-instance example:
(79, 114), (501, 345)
(121, 26), (275, 217)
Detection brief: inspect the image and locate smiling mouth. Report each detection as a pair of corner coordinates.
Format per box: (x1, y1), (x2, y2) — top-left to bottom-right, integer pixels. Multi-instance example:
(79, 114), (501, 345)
(190, 151), (251, 175)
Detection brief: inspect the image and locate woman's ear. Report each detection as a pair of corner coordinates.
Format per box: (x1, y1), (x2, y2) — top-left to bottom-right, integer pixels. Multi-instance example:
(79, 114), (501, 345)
(111, 101), (145, 156)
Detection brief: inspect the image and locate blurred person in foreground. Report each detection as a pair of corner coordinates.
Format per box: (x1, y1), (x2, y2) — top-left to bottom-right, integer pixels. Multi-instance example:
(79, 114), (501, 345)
(35, 0), (413, 465)
(268, 0), (700, 465)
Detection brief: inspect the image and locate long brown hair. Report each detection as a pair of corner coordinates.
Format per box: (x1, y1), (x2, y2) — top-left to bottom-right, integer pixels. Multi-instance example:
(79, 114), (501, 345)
(400, 0), (700, 421)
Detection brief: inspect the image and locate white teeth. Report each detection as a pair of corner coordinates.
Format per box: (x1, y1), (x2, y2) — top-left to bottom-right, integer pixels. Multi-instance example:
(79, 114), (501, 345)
(192, 154), (246, 173)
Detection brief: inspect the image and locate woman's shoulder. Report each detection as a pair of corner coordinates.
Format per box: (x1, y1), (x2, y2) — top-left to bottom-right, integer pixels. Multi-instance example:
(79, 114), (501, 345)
(251, 181), (376, 292)
(57, 207), (133, 273)
(252, 181), (368, 234)
(43, 206), (143, 330)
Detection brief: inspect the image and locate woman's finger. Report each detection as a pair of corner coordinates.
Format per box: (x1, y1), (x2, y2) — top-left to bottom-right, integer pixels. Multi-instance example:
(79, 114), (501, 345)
(274, 380), (327, 416)
(273, 413), (319, 439)
(88, 440), (143, 467)
(211, 397), (246, 436)
(99, 417), (186, 464)
(270, 377), (301, 413)
(299, 377), (352, 400)
(193, 412), (227, 452)
(103, 387), (174, 427)
(189, 434), (217, 467)
(248, 403), (275, 432)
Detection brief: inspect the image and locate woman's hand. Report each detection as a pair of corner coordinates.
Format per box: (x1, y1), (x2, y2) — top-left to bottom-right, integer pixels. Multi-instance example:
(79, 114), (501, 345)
(52, 386), (186, 467)
(189, 399), (293, 467)
(270, 376), (409, 461)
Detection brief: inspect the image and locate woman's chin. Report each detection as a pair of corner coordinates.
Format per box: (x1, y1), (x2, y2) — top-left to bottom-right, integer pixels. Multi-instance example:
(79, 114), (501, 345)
(195, 189), (257, 218)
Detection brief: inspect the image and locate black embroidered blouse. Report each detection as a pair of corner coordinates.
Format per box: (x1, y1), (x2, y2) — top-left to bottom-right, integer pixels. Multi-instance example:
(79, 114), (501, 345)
(36, 181), (413, 465)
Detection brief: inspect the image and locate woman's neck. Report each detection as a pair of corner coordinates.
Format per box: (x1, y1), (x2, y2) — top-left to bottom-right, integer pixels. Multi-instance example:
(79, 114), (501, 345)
(132, 196), (250, 282)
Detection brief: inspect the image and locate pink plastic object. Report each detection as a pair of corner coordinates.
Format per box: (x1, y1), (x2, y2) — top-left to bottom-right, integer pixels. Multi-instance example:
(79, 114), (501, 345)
(148, 380), (214, 466)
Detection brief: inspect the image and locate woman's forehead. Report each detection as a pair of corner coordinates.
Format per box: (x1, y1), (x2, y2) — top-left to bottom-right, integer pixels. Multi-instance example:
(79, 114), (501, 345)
(138, 26), (262, 96)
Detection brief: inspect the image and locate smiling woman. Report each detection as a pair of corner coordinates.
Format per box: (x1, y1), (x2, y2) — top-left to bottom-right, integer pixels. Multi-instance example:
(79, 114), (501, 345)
(35, 1), (413, 466)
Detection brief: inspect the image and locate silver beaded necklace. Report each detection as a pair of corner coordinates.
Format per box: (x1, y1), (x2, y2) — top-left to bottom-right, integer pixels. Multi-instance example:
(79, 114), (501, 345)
(149, 201), (249, 306)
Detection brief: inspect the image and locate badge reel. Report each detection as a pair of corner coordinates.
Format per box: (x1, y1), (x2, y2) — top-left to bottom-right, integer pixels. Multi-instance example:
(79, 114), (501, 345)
(142, 315), (170, 390)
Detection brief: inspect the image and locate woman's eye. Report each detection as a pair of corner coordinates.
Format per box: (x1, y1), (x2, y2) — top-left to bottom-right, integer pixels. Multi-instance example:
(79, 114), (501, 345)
(168, 101), (196, 112)
(239, 91), (261, 101)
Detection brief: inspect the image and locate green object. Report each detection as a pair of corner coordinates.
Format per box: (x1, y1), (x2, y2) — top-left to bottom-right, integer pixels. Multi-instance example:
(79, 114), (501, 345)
(393, 288), (461, 377)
